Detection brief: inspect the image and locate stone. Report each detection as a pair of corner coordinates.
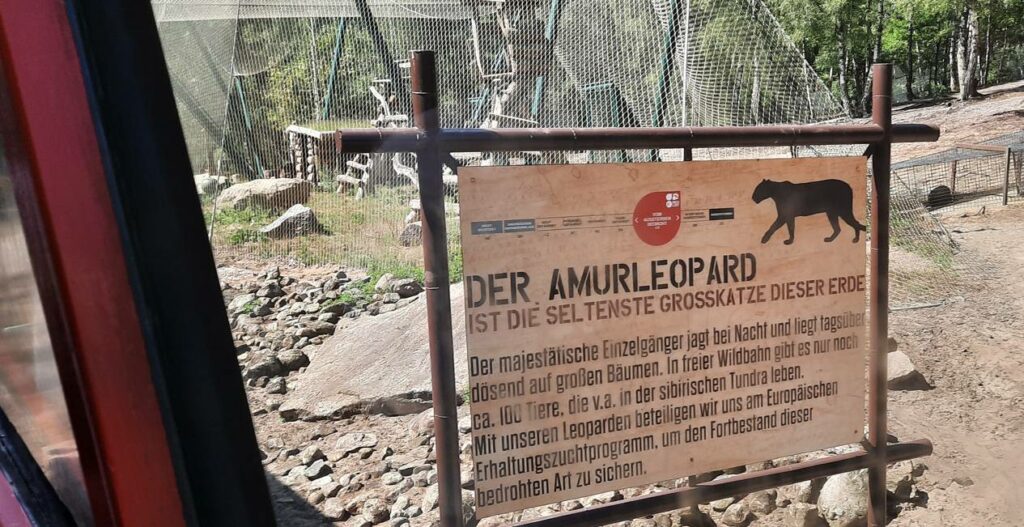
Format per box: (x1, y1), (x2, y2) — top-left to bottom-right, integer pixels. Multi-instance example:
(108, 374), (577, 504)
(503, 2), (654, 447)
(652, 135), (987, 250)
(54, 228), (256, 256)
(747, 489), (777, 514)
(304, 459), (331, 479)
(721, 502), (752, 526)
(260, 204), (323, 239)
(392, 278), (423, 298)
(421, 484), (439, 511)
(711, 496), (736, 511)
(381, 471), (404, 485)
(335, 432), (378, 454)
(281, 284), (467, 419)
(244, 351), (282, 380)
(777, 478), (825, 506)
(887, 351), (929, 390)
(362, 498), (390, 524)
(323, 497), (348, 520)
(310, 475), (332, 489)
(228, 293), (257, 315)
(299, 445), (325, 465)
(195, 173), (220, 195)
(817, 469), (868, 527)
(256, 282), (284, 298)
(784, 503), (825, 527)
(305, 321), (337, 336)
(886, 461), (914, 500)
(277, 349), (310, 373)
(215, 178), (312, 212)
(374, 273), (395, 292)
(399, 222), (421, 247)
(678, 508), (716, 527)
(265, 377), (287, 394)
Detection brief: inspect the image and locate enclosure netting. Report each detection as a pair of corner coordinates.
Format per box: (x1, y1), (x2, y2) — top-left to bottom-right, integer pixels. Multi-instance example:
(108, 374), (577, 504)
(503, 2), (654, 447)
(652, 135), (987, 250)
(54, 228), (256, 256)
(153, 0), (1000, 309)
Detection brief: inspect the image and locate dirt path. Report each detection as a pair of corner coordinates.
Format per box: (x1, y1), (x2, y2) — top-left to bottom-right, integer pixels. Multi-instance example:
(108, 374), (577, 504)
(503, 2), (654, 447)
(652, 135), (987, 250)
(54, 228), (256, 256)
(888, 205), (1024, 526)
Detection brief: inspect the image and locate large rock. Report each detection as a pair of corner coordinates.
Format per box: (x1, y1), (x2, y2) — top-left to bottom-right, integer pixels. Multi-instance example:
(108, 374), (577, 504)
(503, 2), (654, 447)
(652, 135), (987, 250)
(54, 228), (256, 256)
(259, 204), (326, 239)
(280, 284), (467, 420)
(817, 469), (868, 527)
(887, 351), (930, 390)
(194, 173), (226, 195)
(215, 178), (312, 211)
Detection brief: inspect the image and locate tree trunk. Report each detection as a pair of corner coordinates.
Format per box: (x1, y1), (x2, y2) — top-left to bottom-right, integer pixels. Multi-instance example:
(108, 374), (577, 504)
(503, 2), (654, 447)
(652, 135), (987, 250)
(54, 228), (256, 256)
(860, 0), (884, 112)
(981, 16), (992, 84)
(906, 8), (916, 100)
(957, 9), (969, 99)
(837, 21), (852, 115)
(960, 7), (981, 100)
(949, 31), (959, 92)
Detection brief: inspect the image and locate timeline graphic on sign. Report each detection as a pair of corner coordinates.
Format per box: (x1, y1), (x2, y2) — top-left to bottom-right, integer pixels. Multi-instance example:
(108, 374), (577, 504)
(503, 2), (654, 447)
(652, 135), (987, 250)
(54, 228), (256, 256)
(458, 158), (869, 517)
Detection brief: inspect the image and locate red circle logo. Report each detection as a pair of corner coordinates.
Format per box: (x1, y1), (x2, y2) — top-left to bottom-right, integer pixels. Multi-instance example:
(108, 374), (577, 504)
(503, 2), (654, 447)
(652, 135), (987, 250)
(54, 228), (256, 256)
(633, 191), (681, 246)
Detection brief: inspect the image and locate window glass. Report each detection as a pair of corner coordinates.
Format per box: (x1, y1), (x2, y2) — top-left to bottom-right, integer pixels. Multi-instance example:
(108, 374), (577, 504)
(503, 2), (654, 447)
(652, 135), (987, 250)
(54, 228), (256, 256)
(0, 110), (92, 525)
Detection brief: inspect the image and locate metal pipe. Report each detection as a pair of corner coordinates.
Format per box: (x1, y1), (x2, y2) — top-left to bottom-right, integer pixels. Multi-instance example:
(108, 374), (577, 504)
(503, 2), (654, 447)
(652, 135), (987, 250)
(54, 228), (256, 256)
(515, 440), (932, 527)
(867, 62), (893, 527)
(410, 50), (464, 527)
(335, 123), (939, 153)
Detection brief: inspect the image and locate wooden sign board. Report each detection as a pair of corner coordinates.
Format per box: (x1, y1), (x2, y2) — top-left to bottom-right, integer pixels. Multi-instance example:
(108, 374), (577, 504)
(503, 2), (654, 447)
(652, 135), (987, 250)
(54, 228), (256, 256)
(458, 158), (868, 517)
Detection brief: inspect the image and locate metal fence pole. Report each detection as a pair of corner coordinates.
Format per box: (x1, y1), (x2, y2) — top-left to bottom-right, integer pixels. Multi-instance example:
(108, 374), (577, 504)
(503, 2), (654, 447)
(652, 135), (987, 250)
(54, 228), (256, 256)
(868, 63), (892, 527)
(1003, 147), (1012, 206)
(410, 50), (465, 527)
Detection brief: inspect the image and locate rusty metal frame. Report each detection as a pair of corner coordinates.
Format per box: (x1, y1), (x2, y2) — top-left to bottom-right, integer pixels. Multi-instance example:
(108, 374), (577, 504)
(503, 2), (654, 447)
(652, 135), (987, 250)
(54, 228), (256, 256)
(954, 143), (1016, 205)
(335, 52), (938, 527)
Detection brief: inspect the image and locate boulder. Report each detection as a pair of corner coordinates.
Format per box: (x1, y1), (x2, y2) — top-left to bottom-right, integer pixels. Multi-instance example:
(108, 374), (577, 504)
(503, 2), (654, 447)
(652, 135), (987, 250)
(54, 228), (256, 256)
(783, 503), (825, 527)
(280, 284), (467, 420)
(259, 204), (326, 238)
(721, 502), (752, 526)
(194, 173), (226, 195)
(215, 178), (312, 211)
(817, 469), (867, 527)
(399, 222), (422, 247)
(887, 351), (930, 390)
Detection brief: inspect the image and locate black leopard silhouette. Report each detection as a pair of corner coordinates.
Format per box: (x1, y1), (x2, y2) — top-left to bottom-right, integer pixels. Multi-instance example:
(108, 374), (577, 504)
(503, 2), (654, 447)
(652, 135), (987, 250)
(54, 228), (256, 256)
(752, 179), (866, 245)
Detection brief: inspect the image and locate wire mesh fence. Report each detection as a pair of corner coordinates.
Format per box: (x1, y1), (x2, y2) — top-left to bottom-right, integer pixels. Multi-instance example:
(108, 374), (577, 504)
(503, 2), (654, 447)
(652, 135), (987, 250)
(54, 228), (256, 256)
(153, 0), (1013, 311)
(891, 131), (1024, 215)
(153, 0), (842, 272)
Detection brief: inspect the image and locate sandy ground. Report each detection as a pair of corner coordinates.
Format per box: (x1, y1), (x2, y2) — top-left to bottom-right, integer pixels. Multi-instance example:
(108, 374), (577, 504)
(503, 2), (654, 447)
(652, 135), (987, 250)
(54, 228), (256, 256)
(892, 80), (1024, 162)
(886, 205), (1024, 527)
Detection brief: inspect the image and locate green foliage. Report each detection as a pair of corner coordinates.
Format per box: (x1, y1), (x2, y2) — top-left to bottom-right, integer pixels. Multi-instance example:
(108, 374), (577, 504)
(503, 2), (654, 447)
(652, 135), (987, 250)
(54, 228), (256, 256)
(228, 228), (268, 246)
(765, 0), (1024, 110)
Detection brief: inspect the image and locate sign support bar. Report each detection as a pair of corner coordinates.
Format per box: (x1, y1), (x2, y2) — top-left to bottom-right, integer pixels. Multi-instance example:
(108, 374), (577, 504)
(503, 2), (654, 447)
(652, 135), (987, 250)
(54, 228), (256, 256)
(411, 51), (465, 527)
(867, 62), (893, 527)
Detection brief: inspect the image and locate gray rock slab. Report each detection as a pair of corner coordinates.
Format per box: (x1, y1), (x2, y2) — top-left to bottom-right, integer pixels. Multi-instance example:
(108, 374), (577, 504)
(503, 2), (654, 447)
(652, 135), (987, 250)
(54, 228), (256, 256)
(280, 284), (466, 420)
(216, 178), (312, 211)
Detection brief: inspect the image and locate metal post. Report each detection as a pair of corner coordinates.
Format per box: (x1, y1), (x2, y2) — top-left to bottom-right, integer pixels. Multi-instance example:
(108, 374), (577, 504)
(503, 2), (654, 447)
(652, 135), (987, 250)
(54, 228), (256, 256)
(1003, 146), (1011, 205)
(322, 18), (347, 121)
(410, 50), (465, 527)
(355, 0), (407, 112)
(530, 0), (564, 120)
(650, 0), (684, 161)
(234, 77), (264, 176)
(867, 63), (892, 527)
(950, 159), (958, 193)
